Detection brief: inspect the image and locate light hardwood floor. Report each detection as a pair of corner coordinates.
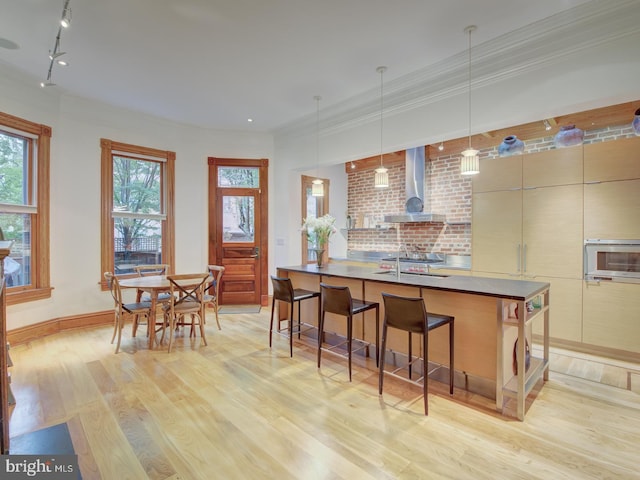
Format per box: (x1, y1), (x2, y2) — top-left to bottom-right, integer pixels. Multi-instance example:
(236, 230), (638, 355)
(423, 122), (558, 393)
(8, 309), (640, 480)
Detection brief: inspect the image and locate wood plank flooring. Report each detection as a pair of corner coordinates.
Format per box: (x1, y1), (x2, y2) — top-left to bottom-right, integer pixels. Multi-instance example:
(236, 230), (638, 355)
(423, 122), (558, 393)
(7, 309), (640, 480)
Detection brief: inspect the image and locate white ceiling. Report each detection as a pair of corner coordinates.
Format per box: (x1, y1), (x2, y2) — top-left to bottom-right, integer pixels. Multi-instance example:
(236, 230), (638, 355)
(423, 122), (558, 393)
(0, 0), (593, 133)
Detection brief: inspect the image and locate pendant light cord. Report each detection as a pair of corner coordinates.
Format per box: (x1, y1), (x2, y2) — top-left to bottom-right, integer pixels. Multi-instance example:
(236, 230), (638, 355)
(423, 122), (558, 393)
(465, 26), (476, 150)
(377, 66), (387, 167)
(315, 95), (320, 173)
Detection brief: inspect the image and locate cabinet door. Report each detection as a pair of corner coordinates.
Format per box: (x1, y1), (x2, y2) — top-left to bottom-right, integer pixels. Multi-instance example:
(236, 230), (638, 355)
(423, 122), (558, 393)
(583, 281), (640, 353)
(472, 190), (522, 275)
(532, 277), (582, 342)
(584, 136), (640, 183)
(584, 179), (640, 239)
(523, 184), (583, 278)
(523, 147), (583, 188)
(472, 156), (522, 193)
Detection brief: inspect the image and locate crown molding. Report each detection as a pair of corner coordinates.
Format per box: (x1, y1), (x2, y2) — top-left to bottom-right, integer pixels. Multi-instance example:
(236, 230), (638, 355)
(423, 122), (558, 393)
(275, 0), (640, 143)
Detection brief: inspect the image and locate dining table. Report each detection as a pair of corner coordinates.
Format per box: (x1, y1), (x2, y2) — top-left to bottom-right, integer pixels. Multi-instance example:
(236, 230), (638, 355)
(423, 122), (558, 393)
(119, 274), (209, 350)
(119, 275), (172, 349)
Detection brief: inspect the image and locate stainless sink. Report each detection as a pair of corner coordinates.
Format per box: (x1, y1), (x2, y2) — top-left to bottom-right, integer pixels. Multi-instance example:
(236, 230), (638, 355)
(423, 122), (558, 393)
(373, 270), (448, 278)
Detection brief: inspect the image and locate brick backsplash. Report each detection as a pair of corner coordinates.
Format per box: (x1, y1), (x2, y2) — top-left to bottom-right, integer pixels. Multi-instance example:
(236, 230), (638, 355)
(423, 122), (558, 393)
(347, 123), (632, 256)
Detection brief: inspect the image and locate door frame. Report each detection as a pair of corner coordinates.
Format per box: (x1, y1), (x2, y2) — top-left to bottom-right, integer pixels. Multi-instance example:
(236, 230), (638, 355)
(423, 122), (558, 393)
(207, 157), (269, 306)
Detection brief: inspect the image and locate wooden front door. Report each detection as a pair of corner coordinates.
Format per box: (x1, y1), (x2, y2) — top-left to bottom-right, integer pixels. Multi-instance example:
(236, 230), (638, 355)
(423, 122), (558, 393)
(208, 157), (269, 306)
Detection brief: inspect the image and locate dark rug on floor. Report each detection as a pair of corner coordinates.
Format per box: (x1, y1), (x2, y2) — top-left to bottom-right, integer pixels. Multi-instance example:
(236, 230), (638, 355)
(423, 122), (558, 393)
(219, 305), (261, 314)
(11, 423), (75, 455)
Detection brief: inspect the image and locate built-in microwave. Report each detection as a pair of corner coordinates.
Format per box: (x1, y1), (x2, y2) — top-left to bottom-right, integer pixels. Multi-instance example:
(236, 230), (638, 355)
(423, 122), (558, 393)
(584, 239), (640, 284)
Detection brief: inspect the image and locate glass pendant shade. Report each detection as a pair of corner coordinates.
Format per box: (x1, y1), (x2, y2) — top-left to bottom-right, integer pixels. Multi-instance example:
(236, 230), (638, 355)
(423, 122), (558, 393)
(374, 166), (389, 188)
(460, 148), (479, 175)
(311, 179), (324, 196)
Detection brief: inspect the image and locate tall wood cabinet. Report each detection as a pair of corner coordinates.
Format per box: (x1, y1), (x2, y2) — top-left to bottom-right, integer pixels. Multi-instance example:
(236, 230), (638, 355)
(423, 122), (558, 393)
(582, 136), (640, 352)
(0, 240), (13, 454)
(472, 147), (584, 342)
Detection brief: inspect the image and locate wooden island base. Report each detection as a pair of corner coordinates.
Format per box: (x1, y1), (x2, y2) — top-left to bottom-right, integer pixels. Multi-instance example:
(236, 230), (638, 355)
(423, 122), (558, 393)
(276, 264), (550, 421)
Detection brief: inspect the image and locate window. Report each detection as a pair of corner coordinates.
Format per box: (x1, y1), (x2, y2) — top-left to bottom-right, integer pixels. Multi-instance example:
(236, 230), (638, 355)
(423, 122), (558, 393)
(100, 139), (175, 285)
(0, 112), (51, 304)
(300, 174), (329, 264)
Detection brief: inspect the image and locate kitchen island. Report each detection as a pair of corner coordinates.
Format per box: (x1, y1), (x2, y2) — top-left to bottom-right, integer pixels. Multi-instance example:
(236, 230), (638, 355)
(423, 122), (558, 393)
(276, 263), (550, 420)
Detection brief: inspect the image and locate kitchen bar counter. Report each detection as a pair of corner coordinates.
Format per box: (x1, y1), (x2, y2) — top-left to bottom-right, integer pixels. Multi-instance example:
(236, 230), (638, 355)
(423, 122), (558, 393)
(278, 263), (548, 301)
(276, 263), (550, 420)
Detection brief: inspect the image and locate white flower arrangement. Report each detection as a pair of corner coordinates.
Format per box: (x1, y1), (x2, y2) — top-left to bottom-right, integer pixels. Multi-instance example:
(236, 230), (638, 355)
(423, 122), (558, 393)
(301, 214), (336, 248)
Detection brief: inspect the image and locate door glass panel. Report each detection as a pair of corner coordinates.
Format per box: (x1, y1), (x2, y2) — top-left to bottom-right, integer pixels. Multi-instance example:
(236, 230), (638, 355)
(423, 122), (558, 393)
(218, 167), (259, 188)
(222, 195), (254, 243)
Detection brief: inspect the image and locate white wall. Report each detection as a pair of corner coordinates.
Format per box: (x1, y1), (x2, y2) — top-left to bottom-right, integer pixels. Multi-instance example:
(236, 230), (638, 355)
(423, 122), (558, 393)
(1, 65), (273, 329)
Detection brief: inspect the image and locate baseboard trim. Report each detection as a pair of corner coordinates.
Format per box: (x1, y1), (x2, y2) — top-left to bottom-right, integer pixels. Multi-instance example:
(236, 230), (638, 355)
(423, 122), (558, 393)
(7, 311), (113, 345)
(533, 334), (640, 364)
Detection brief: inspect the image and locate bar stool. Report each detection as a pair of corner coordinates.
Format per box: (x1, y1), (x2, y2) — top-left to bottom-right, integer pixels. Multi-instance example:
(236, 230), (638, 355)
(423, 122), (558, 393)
(269, 276), (320, 357)
(317, 283), (379, 381)
(379, 292), (454, 415)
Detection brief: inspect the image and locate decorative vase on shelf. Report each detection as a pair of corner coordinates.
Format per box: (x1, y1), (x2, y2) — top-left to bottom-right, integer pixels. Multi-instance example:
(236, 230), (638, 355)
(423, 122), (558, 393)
(554, 124), (584, 148)
(312, 248), (326, 267)
(498, 135), (525, 157)
(632, 108), (640, 136)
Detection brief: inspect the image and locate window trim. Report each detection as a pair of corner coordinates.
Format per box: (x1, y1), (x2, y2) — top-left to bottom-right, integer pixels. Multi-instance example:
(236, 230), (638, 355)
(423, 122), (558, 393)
(0, 111), (52, 305)
(100, 138), (175, 289)
(300, 174), (329, 265)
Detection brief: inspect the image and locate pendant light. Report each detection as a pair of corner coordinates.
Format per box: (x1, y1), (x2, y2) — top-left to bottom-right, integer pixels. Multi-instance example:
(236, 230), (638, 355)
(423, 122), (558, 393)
(460, 25), (479, 175)
(374, 66), (389, 188)
(311, 95), (324, 197)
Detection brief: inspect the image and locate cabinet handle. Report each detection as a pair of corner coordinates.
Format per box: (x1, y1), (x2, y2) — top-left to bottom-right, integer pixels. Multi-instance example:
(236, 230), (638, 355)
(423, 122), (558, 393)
(523, 243), (527, 273)
(516, 244), (521, 273)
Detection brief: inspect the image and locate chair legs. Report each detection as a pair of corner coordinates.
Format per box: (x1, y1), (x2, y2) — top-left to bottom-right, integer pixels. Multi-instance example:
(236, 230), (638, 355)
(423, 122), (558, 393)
(318, 313), (356, 381)
(268, 299), (298, 357)
(379, 322), (454, 416)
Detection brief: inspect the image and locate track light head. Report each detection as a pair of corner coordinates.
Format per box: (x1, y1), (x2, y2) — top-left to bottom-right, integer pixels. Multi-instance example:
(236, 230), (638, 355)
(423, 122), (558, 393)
(61, 6), (72, 28)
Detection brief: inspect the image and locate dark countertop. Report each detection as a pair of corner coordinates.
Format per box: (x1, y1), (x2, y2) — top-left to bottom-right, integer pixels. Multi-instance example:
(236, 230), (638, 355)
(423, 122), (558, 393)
(277, 263), (549, 301)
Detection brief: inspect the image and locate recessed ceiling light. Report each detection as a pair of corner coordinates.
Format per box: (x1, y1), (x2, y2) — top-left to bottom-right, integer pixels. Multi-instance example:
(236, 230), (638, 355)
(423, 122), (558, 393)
(247, 118), (253, 123)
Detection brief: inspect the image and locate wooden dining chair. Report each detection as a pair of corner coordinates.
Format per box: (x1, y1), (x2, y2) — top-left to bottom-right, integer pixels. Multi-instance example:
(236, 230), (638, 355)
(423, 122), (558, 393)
(161, 272), (210, 353)
(132, 264), (172, 337)
(203, 265), (225, 330)
(104, 272), (153, 353)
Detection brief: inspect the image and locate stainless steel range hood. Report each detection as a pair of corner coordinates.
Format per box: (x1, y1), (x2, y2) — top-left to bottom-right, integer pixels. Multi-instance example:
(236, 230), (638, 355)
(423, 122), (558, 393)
(383, 146), (446, 223)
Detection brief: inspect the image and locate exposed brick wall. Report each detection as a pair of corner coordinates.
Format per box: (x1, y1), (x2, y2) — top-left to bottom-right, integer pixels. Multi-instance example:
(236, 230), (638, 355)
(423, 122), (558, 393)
(346, 123), (633, 255)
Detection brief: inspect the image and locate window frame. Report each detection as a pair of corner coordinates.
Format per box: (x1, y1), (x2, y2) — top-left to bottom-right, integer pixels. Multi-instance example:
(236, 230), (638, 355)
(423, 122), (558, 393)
(0, 111), (52, 305)
(100, 138), (175, 289)
(300, 174), (329, 265)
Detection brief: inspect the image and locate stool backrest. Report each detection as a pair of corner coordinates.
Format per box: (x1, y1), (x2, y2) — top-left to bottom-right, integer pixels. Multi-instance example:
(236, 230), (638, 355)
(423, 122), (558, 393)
(382, 293), (428, 333)
(271, 276), (294, 303)
(320, 283), (353, 316)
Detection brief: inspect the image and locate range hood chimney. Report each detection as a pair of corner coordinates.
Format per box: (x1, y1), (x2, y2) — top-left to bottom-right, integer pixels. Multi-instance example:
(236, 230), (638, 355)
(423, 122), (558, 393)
(383, 147), (446, 223)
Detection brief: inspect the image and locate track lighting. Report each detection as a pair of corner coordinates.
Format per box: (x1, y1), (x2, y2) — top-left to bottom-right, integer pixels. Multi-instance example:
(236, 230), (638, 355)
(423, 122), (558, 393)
(40, 0), (72, 88)
(60, 1), (72, 28)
